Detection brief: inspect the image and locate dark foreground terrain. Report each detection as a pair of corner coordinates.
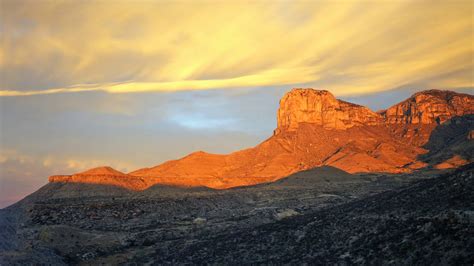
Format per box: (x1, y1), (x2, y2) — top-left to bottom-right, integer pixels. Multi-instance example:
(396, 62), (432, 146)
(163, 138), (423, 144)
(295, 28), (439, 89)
(1, 165), (473, 265)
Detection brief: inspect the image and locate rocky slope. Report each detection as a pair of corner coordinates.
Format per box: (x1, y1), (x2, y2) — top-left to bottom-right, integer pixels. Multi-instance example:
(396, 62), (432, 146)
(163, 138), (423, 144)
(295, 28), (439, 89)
(1, 164), (471, 264)
(158, 163), (474, 265)
(49, 89), (473, 190)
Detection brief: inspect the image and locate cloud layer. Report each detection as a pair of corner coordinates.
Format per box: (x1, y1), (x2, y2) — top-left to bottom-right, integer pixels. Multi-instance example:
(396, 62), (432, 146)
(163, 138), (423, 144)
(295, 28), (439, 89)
(1, 0), (472, 96)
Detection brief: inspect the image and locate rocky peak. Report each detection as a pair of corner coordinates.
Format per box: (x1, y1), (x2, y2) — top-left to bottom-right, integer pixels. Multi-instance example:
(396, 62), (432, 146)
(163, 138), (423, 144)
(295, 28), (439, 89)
(275, 88), (381, 133)
(381, 89), (474, 125)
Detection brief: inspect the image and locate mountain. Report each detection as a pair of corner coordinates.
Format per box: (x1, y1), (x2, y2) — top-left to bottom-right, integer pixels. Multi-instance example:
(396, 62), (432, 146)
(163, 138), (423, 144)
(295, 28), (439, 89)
(382, 89), (474, 146)
(49, 166), (147, 190)
(382, 90), (474, 125)
(50, 89), (474, 190)
(2, 88), (473, 265)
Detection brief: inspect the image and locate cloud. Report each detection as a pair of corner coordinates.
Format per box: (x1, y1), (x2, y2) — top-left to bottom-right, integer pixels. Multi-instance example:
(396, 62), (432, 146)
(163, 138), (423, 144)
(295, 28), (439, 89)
(0, 67), (317, 96)
(0, 0), (472, 96)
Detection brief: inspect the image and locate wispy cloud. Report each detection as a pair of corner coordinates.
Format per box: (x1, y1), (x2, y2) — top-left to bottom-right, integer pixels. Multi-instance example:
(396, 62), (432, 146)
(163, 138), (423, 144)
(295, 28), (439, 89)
(0, 67), (317, 96)
(1, 1), (472, 96)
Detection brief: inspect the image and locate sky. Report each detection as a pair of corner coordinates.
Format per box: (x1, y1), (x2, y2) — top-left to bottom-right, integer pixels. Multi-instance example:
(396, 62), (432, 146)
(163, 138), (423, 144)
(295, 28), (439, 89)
(0, 0), (473, 207)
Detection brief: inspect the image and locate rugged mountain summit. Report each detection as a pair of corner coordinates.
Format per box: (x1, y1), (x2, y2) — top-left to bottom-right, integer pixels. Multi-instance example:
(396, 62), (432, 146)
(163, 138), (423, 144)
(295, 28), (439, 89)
(382, 90), (474, 146)
(276, 89), (473, 131)
(275, 89), (381, 132)
(381, 90), (474, 125)
(49, 89), (474, 190)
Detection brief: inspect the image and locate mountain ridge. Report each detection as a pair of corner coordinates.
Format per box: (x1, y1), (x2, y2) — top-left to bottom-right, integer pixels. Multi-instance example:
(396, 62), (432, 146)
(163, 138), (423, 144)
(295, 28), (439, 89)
(48, 88), (474, 190)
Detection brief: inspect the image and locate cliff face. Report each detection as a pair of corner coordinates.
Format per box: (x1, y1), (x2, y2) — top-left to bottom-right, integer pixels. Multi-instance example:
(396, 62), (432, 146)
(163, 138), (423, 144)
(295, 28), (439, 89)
(49, 89), (474, 190)
(275, 88), (474, 146)
(277, 89), (474, 131)
(276, 89), (382, 133)
(381, 90), (474, 125)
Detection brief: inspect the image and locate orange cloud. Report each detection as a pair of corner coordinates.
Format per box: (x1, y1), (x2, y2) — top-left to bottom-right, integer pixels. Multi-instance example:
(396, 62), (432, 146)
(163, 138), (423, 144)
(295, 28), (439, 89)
(0, 0), (472, 96)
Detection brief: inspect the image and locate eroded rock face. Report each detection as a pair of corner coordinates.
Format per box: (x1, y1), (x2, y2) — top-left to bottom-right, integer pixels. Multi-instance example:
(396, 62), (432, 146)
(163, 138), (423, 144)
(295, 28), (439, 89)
(276, 89), (474, 132)
(276, 89), (382, 133)
(381, 90), (474, 125)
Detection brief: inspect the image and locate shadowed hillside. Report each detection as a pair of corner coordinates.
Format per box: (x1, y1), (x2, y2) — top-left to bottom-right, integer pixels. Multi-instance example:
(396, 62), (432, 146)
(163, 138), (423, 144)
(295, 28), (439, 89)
(420, 115), (474, 168)
(1, 164), (471, 264)
(154, 164), (474, 265)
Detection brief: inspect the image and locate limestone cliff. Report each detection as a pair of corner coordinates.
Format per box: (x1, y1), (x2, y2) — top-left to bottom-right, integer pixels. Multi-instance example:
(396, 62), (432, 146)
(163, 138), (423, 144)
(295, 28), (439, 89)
(275, 89), (382, 133)
(381, 90), (474, 125)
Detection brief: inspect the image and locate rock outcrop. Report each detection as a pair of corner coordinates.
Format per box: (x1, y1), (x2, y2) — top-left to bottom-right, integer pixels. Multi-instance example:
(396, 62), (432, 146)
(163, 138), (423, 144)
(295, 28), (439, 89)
(276, 88), (474, 132)
(381, 90), (474, 125)
(275, 89), (382, 133)
(48, 88), (474, 190)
